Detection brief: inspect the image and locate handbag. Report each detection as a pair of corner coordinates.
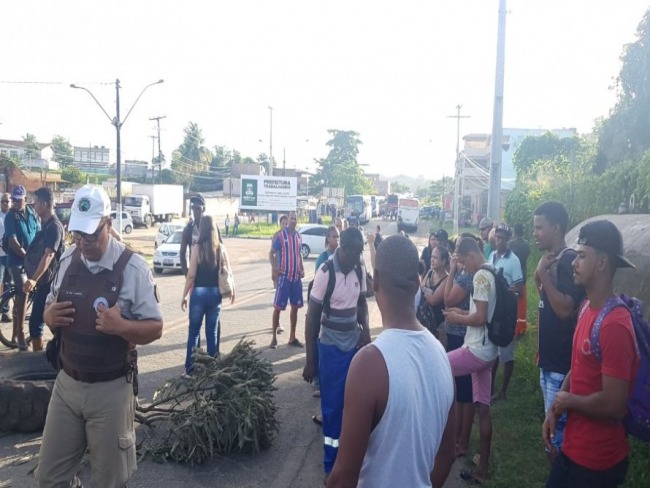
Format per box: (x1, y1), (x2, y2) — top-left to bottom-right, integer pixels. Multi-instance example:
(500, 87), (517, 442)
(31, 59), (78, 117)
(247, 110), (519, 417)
(218, 246), (234, 297)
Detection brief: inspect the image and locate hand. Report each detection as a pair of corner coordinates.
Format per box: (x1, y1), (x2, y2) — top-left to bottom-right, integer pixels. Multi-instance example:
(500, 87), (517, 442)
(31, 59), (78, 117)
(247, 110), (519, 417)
(553, 391), (572, 416)
(536, 253), (556, 276)
(95, 303), (124, 336)
(542, 410), (558, 453)
(272, 268), (279, 281)
(181, 297), (188, 311)
(302, 360), (315, 383)
(357, 329), (371, 348)
(444, 307), (463, 315)
(229, 291), (236, 305)
(45, 301), (75, 329)
(449, 253), (458, 273)
(300, 269), (305, 279)
(23, 278), (37, 294)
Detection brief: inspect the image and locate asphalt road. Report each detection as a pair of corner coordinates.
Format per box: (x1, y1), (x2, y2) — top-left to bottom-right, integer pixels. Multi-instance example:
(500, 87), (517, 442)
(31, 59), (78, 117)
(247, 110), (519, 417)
(0, 218), (469, 488)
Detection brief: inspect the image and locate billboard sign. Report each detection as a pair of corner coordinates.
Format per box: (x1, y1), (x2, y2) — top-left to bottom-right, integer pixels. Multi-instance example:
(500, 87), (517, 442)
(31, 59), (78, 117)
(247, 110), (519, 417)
(240, 176), (297, 212)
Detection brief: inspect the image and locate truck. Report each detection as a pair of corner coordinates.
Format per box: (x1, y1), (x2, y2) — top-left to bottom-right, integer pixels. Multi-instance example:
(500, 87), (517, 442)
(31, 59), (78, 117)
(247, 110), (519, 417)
(123, 184), (184, 228)
(397, 197), (420, 232)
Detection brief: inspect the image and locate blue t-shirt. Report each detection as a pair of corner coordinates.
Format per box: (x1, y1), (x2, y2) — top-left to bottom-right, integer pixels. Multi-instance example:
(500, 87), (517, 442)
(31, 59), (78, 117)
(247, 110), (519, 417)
(488, 249), (523, 288)
(315, 250), (333, 271)
(4, 207), (39, 267)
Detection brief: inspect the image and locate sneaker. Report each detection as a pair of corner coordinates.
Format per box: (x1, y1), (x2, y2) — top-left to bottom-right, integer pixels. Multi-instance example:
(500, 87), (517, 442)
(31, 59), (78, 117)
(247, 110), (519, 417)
(1, 313), (10, 323)
(270, 338), (278, 349)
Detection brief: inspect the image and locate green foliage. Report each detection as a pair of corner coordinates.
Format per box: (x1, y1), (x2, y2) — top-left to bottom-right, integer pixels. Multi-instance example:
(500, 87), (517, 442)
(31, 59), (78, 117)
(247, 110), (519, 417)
(61, 165), (85, 184)
(137, 340), (279, 465)
(311, 129), (374, 196)
(21, 133), (40, 162)
(597, 8), (650, 170)
(50, 135), (74, 168)
(390, 181), (410, 194)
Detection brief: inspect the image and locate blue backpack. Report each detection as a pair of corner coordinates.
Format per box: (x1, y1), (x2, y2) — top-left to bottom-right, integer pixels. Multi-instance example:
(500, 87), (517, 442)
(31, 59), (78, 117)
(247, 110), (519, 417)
(585, 294), (650, 442)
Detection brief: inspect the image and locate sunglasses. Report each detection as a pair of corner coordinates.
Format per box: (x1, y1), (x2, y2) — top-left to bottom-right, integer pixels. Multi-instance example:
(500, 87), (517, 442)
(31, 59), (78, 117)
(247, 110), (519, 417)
(71, 222), (106, 243)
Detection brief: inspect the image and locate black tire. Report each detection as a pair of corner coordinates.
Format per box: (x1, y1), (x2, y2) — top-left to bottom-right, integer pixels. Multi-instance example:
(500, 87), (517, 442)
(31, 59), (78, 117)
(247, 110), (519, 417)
(0, 288), (35, 349)
(153, 267), (163, 274)
(124, 224), (133, 234)
(301, 244), (310, 259)
(0, 352), (57, 433)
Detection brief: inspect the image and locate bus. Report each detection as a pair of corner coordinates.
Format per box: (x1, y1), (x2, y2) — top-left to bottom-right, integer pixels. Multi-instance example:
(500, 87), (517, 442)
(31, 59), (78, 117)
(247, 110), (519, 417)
(385, 194), (399, 220)
(397, 197), (420, 232)
(345, 194), (372, 225)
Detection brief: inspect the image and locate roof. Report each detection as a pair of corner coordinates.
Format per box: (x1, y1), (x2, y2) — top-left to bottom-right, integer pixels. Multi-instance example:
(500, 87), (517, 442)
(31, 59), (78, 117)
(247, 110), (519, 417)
(0, 139), (51, 150)
(22, 171), (64, 183)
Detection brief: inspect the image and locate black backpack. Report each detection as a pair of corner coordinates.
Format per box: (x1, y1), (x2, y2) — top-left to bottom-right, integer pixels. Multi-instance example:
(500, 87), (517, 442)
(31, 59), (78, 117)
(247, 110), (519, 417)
(307, 260), (365, 316)
(480, 264), (518, 347)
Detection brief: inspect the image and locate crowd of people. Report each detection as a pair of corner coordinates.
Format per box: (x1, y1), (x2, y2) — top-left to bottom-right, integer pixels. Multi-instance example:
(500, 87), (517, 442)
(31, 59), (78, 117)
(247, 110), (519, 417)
(2, 183), (641, 487)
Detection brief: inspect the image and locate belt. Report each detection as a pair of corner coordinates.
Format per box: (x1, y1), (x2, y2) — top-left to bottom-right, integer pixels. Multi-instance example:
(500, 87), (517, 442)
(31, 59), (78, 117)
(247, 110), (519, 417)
(63, 365), (126, 384)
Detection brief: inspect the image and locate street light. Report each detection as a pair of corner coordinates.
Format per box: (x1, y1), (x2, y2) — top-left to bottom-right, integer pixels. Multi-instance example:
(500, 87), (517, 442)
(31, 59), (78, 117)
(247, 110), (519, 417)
(71, 78), (164, 235)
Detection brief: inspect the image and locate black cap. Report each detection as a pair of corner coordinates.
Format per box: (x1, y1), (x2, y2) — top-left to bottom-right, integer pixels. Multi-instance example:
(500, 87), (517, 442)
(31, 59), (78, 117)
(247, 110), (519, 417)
(190, 194), (206, 206)
(577, 220), (635, 269)
(495, 223), (512, 237)
(435, 229), (448, 241)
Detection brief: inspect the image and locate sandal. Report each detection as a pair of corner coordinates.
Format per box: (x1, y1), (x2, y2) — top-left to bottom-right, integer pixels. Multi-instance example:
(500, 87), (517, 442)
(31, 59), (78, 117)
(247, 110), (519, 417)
(312, 414), (322, 426)
(460, 469), (485, 486)
(288, 338), (304, 348)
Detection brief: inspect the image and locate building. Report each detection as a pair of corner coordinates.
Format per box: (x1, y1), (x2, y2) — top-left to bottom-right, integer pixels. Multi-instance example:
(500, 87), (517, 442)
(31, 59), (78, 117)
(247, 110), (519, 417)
(121, 160), (150, 179)
(73, 145), (110, 174)
(0, 139), (58, 170)
(459, 128), (578, 223)
(365, 173), (391, 195)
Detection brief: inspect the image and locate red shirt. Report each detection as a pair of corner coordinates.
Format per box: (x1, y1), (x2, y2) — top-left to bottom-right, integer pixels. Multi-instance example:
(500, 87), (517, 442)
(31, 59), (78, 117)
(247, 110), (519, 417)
(563, 304), (639, 470)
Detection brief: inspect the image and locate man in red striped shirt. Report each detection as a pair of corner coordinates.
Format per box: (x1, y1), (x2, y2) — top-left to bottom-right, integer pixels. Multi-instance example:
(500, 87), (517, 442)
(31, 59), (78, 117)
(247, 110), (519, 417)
(269, 211), (305, 349)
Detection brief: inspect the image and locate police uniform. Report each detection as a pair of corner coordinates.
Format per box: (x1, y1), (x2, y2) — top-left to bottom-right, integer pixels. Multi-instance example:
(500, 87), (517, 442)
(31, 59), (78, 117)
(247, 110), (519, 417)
(37, 236), (162, 487)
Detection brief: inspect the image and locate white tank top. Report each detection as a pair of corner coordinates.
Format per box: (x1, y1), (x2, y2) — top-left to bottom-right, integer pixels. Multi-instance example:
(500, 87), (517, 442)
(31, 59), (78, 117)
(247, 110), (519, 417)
(358, 328), (454, 488)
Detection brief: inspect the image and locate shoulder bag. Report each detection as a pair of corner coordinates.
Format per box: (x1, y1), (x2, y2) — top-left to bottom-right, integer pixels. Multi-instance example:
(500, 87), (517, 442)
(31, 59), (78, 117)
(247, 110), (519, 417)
(218, 245), (234, 297)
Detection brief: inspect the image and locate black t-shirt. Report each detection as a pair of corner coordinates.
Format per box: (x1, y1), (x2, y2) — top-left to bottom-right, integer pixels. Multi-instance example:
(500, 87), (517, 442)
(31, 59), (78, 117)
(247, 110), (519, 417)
(509, 237), (530, 282)
(538, 249), (585, 375)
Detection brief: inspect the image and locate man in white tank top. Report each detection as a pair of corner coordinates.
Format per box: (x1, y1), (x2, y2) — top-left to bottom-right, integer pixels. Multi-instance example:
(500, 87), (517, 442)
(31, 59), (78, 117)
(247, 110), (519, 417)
(327, 235), (455, 488)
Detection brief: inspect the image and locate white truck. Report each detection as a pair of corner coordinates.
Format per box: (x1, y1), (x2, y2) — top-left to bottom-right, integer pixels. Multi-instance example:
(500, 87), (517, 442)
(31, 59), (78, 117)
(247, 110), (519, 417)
(124, 184), (184, 228)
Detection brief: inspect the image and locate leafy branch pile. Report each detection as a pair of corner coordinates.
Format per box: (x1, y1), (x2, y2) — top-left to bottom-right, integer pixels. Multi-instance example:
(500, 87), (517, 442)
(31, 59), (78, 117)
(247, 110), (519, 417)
(136, 339), (279, 465)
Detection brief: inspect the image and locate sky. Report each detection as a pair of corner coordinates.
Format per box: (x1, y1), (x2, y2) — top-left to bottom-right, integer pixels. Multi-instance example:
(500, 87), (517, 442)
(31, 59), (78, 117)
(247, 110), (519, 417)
(1, 0), (648, 181)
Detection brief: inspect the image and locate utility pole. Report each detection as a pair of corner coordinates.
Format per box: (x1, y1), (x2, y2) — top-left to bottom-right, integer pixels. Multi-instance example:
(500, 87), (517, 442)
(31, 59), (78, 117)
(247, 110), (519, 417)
(268, 106), (273, 176)
(150, 115), (166, 184)
(487, 0), (507, 222)
(149, 135), (157, 183)
(448, 105), (471, 236)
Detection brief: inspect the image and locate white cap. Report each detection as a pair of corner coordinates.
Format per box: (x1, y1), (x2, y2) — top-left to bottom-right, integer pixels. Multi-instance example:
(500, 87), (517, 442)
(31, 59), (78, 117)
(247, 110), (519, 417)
(69, 185), (112, 234)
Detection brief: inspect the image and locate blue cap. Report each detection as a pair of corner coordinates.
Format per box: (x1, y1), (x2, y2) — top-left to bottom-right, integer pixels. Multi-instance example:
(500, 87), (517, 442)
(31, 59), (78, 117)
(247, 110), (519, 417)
(11, 185), (26, 200)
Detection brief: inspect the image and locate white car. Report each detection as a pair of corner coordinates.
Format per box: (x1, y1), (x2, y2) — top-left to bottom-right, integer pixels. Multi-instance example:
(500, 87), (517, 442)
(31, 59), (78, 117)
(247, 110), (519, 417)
(155, 222), (184, 248)
(153, 230), (188, 274)
(298, 224), (329, 259)
(109, 211), (133, 234)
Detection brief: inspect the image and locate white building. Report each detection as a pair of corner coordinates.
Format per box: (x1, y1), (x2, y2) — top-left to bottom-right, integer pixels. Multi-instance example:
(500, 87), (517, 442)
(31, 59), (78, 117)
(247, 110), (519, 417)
(73, 145), (110, 174)
(0, 139), (58, 170)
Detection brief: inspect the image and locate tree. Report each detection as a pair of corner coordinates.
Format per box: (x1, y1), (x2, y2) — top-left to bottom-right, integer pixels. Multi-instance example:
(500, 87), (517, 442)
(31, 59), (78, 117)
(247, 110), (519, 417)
(51, 135), (74, 168)
(61, 166), (85, 185)
(22, 133), (40, 163)
(311, 130), (374, 196)
(171, 122), (214, 190)
(390, 181), (410, 194)
(596, 8), (650, 170)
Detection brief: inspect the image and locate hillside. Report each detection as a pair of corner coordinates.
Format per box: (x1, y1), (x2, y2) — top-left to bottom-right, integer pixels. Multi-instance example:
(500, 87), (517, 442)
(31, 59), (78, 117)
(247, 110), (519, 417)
(383, 174), (433, 193)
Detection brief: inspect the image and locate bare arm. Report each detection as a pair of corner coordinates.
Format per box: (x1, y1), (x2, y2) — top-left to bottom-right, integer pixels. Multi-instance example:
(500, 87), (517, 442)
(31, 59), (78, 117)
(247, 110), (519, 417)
(9, 236), (25, 258)
(180, 229), (190, 276)
(444, 299), (488, 327)
(181, 247), (198, 301)
(425, 276), (447, 306)
(357, 294), (370, 346)
(27, 247), (56, 283)
(303, 300), (324, 382)
(327, 346), (385, 488)
(536, 255), (577, 322)
(431, 400), (456, 488)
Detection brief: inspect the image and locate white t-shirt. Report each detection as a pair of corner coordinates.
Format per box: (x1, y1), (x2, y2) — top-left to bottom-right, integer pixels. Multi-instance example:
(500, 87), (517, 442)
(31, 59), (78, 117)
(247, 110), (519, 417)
(463, 268), (498, 362)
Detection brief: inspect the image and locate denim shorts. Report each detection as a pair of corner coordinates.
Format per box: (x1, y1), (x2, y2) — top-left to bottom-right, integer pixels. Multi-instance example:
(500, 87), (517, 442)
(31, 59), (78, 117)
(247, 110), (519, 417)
(540, 368), (567, 452)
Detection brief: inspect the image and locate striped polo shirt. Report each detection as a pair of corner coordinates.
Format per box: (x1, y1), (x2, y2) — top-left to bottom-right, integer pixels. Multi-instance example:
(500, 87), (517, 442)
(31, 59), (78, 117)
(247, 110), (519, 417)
(309, 251), (366, 352)
(272, 227), (302, 281)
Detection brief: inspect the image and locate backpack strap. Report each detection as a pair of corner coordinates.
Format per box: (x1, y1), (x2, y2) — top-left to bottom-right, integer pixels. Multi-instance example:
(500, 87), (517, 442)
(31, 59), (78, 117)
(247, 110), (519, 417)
(322, 260), (336, 317)
(589, 295), (627, 363)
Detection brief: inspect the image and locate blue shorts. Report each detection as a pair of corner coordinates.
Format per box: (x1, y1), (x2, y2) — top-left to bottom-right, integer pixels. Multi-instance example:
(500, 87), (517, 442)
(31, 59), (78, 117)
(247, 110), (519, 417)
(274, 275), (303, 310)
(540, 368), (567, 452)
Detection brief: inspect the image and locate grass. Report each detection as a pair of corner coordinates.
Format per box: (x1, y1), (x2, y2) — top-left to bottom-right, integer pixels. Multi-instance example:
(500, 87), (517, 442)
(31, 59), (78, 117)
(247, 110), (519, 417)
(475, 260), (650, 487)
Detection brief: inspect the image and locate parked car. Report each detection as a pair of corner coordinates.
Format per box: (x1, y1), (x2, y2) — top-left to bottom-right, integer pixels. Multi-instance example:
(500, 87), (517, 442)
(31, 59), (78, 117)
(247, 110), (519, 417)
(155, 222), (184, 248)
(109, 211), (133, 234)
(298, 224), (329, 258)
(153, 230), (188, 274)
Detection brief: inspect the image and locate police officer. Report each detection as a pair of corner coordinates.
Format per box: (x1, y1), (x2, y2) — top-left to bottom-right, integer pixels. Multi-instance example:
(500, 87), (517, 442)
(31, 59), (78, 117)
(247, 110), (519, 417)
(37, 185), (163, 488)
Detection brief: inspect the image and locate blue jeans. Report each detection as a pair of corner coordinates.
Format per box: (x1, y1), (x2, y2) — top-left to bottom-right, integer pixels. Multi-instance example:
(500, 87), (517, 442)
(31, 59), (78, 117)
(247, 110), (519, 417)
(29, 281), (50, 338)
(185, 287), (222, 374)
(540, 369), (567, 452)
